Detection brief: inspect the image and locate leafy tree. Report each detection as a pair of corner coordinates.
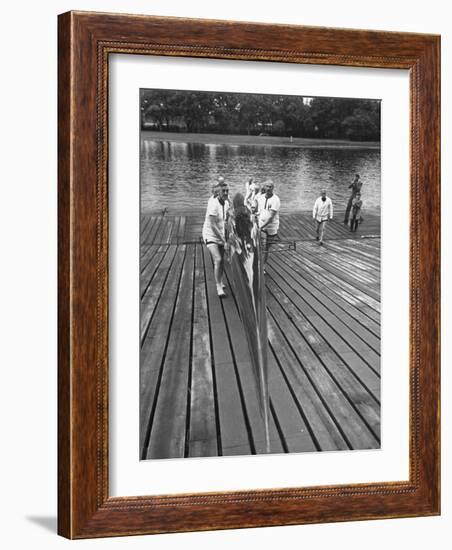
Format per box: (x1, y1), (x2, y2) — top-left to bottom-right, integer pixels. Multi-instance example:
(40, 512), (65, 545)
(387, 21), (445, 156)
(272, 119), (286, 136)
(139, 89), (380, 141)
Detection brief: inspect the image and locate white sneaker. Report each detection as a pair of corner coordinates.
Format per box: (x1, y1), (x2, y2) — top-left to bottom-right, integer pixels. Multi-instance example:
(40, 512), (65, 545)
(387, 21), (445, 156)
(217, 284), (226, 297)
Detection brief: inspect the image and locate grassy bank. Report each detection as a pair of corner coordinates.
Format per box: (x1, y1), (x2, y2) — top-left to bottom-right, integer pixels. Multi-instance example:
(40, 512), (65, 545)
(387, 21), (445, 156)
(141, 131), (380, 149)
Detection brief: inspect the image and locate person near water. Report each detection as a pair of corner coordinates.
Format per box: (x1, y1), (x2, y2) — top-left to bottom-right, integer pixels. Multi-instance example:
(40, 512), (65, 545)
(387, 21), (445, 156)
(313, 189), (333, 245)
(350, 192), (363, 232)
(202, 179), (230, 297)
(258, 180), (281, 265)
(244, 177), (260, 213)
(344, 173), (363, 224)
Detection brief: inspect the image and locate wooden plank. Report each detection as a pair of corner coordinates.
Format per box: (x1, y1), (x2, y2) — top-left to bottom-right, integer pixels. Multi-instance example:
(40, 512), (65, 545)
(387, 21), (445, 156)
(147, 246), (196, 459)
(267, 268), (381, 410)
(140, 245), (167, 294)
(140, 245), (178, 341)
(145, 215), (164, 245)
(267, 343), (319, 453)
(278, 211), (380, 243)
(188, 244), (218, 457)
(177, 215), (186, 242)
(140, 245), (186, 455)
(140, 215), (152, 238)
(324, 246), (380, 286)
(281, 248), (380, 338)
(293, 243), (381, 315)
(267, 260), (380, 381)
(292, 247), (381, 318)
(325, 244), (381, 275)
(267, 314), (349, 451)
(326, 239), (381, 268)
(292, 242), (381, 321)
(169, 215), (181, 243)
(159, 219), (174, 245)
(141, 215), (160, 247)
(202, 245), (252, 456)
(269, 256), (380, 375)
(298, 237), (381, 287)
(141, 214), (154, 237)
(300, 245), (380, 300)
(140, 243), (160, 275)
(152, 216), (170, 245)
(265, 280), (379, 449)
(140, 211), (382, 459)
(278, 251), (381, 353)
(221, 264), (284, 455)
(305, 242), (380, 288)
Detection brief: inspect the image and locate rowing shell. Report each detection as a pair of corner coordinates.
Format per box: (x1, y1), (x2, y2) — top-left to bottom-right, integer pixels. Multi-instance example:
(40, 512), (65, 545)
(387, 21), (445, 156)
(226, 193), (270, 453)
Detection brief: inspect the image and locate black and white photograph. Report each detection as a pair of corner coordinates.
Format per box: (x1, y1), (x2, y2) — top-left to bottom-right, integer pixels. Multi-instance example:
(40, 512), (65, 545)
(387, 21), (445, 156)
(2, 0), (446, 546)
(139, 88), (381, 460)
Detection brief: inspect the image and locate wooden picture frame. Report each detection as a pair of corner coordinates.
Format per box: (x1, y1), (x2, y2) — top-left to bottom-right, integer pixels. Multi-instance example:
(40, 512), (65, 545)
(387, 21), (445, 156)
(58, 11), (440, 538)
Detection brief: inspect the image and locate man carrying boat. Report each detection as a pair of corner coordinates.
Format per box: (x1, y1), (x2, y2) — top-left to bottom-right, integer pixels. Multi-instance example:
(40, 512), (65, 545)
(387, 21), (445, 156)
(257, 180), (281, 265)
(313, 189), (333, 245)
(202, 178), (230, 297)
(226, 184), (271, 452)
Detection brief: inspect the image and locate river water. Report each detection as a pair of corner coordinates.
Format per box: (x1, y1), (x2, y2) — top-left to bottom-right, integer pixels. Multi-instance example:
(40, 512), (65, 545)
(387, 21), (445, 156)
(140, 138), (380, 213)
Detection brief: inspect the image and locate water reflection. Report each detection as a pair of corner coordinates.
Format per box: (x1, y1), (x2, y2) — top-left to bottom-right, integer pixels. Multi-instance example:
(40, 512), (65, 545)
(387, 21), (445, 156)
(141, 139), (380, 213)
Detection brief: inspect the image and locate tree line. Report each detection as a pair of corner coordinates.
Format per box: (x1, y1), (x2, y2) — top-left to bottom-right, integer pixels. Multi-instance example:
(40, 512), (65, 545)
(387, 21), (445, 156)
(140, 89), (380, 141)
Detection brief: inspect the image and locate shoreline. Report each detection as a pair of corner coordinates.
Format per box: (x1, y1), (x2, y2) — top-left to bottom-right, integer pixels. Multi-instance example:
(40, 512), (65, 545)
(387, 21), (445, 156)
(141, 130), (381, 150)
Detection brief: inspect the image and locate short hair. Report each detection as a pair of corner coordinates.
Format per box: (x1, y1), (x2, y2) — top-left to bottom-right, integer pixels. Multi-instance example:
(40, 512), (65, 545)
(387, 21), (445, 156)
(217, 181), (229, 197)
(263, 179), (274, 190)
(355, 173), (360, 178)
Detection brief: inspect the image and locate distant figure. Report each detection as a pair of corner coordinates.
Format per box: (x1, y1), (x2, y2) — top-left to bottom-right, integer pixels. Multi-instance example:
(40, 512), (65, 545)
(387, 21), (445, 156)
(313, 189), (333, 245)
(202, 179), (230, 297)
(350, 192), (363, 232)
(161, 207), (168, 216)
(344, 174), (363, 225)
(244, 177), (260, 213)
(258, 180), (281, 265)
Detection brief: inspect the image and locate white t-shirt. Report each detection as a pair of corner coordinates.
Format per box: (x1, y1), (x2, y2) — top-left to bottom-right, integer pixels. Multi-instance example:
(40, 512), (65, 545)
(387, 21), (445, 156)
(258, 193), (280, 235)
(313, 196), (333, 222)
(202, 196), (230, 244)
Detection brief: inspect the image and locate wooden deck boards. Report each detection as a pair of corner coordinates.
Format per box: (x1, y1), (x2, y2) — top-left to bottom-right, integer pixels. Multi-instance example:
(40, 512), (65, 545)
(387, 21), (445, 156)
(140, 211), (381, 459)
(143, 208), (380, 245)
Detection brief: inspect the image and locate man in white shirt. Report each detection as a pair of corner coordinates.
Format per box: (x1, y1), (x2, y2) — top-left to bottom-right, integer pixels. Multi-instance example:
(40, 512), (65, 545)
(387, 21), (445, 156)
(258, 180), (281, 264)
(202, 179), (230, 296)
(313, 189), (333, 245)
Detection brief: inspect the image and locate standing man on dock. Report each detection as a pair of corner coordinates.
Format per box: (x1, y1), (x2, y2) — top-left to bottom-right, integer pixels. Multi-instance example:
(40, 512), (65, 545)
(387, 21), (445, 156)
(202, 178), (230, 297)
(344, 173), (363, 225)
(258, 180), (281, 265)
(313, 189), (333, 246)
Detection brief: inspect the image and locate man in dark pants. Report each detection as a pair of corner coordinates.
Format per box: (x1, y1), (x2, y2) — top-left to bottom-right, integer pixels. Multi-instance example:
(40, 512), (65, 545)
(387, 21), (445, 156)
(344, 174), (363, 225)
(258, 180), (281, 266)
(350, 192), (363, 232)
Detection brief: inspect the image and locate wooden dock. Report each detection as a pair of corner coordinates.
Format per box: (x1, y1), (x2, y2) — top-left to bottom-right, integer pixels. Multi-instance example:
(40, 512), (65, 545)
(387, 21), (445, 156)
(140, 210), (381, 459)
